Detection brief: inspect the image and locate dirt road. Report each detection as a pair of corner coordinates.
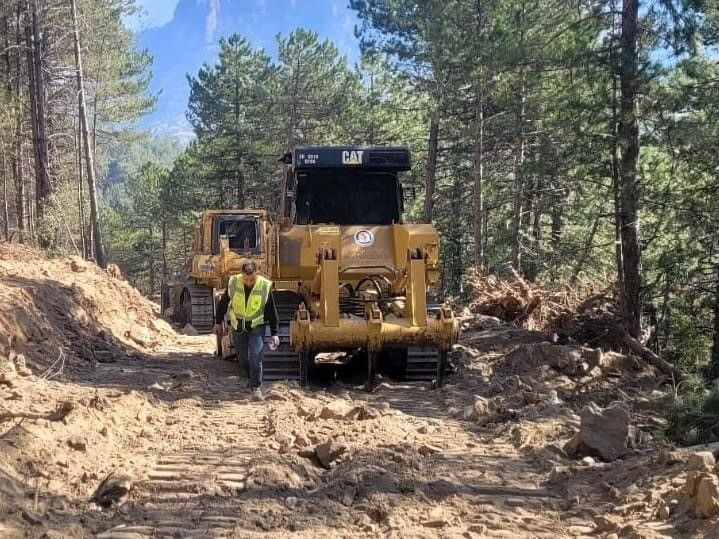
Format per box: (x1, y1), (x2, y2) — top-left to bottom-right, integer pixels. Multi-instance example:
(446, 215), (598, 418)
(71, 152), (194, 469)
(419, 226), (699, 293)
(1, 332), (552, 537)
(3, 326), (714, 538)
(7, 334), (568, 538)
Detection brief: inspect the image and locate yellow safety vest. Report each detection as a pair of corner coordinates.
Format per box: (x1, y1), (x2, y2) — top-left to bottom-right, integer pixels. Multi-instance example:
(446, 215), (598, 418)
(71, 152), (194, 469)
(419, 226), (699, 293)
(228, 274), (272, 331)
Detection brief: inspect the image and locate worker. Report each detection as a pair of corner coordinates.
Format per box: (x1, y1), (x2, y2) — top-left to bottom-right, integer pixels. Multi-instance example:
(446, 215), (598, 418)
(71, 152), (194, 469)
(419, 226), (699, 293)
(213, 262), (279, 400)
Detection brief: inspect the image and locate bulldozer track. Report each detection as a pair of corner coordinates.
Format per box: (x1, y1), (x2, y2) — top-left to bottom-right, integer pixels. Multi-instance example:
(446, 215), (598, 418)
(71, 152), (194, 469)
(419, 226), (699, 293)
(185, 284), (215, 334)
(97, 448), (256, 538)
(262, 321), (300, 382)
(97, 375), (267, 538)
(261, 293), (302, 382)
(405, 346), (443, 381)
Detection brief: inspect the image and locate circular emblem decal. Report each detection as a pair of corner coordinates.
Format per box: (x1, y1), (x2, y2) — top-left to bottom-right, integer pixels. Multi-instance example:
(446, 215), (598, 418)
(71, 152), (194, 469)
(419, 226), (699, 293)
(354, 230), (375, 247)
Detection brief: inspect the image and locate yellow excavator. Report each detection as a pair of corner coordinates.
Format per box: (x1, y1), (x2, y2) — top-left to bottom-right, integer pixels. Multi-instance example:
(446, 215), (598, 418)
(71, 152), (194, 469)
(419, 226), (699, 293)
(161, 146), (458, 388)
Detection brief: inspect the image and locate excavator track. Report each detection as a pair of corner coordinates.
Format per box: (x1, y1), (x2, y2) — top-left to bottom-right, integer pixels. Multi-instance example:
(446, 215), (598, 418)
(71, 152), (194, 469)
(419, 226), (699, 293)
(180, 284), (215, 334)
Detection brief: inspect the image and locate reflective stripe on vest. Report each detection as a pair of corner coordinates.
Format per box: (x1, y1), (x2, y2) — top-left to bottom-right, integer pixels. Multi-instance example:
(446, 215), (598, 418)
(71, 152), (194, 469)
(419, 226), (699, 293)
(228, 274), (272, 331)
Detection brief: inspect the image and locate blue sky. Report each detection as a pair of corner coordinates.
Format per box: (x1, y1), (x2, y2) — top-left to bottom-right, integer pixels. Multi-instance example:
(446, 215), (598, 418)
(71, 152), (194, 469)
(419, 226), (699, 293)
(125, 0), (361, 141)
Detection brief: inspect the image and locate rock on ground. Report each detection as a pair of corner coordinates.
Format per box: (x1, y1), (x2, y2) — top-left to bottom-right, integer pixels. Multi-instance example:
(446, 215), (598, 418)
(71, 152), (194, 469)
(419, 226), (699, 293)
(67, 435), (87, 452)
(684, 470), (719, 518)
(564, 403), (633, 462)
(463, 395), (498, 421)
(688, 451), (716, 472)
(91, 474), (132, 508)
(314, 442), (348, 468)
(313, 399), (379, 421)
(317, 399), (353, 420)
(181, 324), (199, 336)
(695, 474), (719, 518)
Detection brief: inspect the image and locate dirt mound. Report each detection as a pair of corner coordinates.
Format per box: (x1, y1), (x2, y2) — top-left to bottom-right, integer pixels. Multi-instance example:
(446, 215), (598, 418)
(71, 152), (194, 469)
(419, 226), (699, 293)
(445, 323), (719, 537)
(0, 244), (176, 373)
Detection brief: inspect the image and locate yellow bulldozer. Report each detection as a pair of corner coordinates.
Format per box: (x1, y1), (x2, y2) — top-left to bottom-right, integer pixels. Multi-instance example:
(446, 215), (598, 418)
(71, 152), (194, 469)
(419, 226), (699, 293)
(162, 145), (458, 388)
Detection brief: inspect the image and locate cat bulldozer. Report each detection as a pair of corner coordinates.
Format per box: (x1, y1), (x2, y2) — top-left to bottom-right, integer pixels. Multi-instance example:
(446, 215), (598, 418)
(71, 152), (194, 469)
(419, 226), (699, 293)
(161, 145), (459, 388)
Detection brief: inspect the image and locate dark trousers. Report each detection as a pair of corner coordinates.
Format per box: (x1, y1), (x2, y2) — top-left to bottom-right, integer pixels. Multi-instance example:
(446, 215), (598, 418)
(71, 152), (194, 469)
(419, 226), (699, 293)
(233, 326), (265, 388)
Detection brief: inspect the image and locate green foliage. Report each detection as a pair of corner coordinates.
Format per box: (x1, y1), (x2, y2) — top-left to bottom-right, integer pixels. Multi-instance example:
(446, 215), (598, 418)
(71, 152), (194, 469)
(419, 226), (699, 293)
(273, 29), (364, 146)
(104, 160), (173, 294)
(665, 375), (719, 445)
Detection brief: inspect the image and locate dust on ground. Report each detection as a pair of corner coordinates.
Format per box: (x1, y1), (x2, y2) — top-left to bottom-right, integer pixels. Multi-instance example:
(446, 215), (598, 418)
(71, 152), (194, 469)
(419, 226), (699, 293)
(1, 245), (718, 538)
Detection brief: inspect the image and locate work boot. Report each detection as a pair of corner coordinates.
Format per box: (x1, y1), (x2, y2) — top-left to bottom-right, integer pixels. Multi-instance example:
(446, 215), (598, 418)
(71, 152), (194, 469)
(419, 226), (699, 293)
(251, 387), (264, 402)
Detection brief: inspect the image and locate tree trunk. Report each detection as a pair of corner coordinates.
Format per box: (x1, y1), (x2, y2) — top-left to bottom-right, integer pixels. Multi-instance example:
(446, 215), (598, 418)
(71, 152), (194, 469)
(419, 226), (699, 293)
(71, 0), (105, 267)
(368, 71), (375, 144)
(279, 62), (299, 220)
(25, 148), (34, 242)
(235, 168), (245, 209)
(612, 93), (624, 293)
(1, 16), (10, 239)
(525, 178), (542, 282)
(75, 118), (87, 257)
(610, 0), (624, 294)
(161, 220), (168, 283)
(1, 142), (9, 240)
(550, 183), (563, 250)
(13, 144), (25, 235)
(148, 226), (155, 296)
(233, 70), (245, 209)
(618, 0), (642, 338)
(424, 112), (439, 223)
(511, 68), (527, 273)
(709, 265), (719, 379)
(13, 3), (25, 235)
(472, 82), (485, 269)
(31, 0), (49, 208)
(182, 226), (188, 261)
(24, 17), (40, 207)
(281, 102), (297, 218)
(25, 0), (50, 216)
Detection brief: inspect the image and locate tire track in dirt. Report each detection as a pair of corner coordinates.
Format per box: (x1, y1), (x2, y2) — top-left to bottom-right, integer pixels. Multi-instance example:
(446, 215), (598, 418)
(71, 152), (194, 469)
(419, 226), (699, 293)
(88, 351), (569, 538)
(83, 349), (268, 538)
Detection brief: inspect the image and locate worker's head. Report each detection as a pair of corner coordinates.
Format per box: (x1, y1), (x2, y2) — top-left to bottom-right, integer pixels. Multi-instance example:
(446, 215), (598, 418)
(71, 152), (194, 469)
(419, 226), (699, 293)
(242, 262), (257, 286)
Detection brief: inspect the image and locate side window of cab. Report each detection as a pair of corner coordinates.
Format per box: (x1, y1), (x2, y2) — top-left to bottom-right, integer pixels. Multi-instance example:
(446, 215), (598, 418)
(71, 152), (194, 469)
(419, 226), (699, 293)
(193, 222), (203, 253)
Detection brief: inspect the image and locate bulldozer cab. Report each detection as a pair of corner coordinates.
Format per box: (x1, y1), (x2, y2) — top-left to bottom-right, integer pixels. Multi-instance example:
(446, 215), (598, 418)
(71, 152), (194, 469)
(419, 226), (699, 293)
(288, 146), (410, 225)
(213, 215), (259, 253)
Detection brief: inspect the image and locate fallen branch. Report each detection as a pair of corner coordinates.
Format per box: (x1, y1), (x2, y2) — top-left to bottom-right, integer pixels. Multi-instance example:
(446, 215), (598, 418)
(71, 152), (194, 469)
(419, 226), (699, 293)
(676, 441), (719, 453)
(509, 267), (532, 299)
(622, 334), (684, 382)
(40, 348), (66, 380)
(0, 401), (74, 424)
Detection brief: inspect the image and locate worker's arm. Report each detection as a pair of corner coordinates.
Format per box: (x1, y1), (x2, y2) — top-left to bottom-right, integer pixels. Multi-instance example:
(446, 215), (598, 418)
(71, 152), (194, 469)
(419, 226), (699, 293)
(265, 292), (279, 337)
(215, 289), (230, 325)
